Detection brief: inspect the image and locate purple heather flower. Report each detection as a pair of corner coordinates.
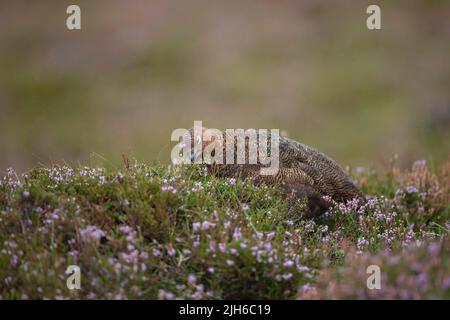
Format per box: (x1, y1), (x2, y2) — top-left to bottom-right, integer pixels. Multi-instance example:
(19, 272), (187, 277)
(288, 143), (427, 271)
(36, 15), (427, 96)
(283, 260), (294, 268)
(201, 221), (216, 231)
(406, 186), (418, 194)
(427, 242), (441, 255)
(233, 228), (243, 241)
(152, 248), (162, 257)
(282, 273), (293, 280)
(266, 231), (275, 240)
(167, 247), (176, 256)
(80, 225), (105, 242)
(188, 274), (197, 285)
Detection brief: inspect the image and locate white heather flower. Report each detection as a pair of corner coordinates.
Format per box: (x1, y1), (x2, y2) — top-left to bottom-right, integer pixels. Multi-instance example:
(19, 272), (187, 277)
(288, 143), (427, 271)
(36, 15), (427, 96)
(226, 259), (235, 266)
(192, 222), (201, 232)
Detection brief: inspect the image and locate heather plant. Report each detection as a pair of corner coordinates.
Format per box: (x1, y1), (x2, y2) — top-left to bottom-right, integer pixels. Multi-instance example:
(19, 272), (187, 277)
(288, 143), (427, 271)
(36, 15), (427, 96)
(0, 158), (449, 299)
(299, 237), (450, 299)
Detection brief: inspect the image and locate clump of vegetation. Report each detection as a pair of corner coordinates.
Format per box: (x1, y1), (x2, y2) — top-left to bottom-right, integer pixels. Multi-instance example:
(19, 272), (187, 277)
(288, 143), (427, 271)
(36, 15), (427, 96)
(0, 158), (449, 299)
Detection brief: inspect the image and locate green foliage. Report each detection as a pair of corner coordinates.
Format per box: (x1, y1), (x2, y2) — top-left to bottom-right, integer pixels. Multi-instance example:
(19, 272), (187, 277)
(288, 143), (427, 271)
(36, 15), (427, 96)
(0, 160), (449, 299)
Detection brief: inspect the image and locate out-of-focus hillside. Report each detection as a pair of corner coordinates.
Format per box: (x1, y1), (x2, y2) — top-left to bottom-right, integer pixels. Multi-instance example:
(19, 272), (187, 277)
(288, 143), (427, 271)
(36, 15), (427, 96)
(1, 0), (449, 171)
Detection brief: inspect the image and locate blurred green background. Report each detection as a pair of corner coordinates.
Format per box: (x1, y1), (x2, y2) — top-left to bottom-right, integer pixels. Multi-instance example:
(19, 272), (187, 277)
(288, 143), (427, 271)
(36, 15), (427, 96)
(1, 0), (449, 172)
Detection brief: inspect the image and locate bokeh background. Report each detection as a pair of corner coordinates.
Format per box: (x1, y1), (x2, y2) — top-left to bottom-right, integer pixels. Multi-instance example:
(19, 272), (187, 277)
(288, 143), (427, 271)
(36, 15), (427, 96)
(1, 0), (449, 172)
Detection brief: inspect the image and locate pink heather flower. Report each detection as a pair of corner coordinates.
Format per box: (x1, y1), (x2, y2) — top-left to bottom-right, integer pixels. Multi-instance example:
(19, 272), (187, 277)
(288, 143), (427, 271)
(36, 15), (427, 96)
(207, 267), (215, 273)
(321, 225), (328, 233)
(22, 190), (30, 198)
(219, 243), (226, 253)
(229, 248), (238, 255)
(241, 204), (250, 212)
(208, 241), (216, 252)
(226, 259), (235, 266)
(228, 178), (236, 185)
(443, 277), (450, 289)
(427, 242), (441, 255)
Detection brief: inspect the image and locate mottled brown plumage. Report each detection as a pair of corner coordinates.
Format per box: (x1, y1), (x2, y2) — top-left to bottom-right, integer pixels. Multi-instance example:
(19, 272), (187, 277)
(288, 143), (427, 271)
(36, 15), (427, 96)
(183, 127), (365, 219)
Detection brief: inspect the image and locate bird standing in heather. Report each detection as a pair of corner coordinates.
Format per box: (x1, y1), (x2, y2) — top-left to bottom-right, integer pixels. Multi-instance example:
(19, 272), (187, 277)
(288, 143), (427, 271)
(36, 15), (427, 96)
(182, 127), (365, 219)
